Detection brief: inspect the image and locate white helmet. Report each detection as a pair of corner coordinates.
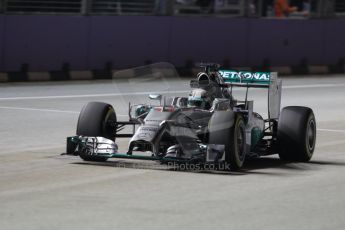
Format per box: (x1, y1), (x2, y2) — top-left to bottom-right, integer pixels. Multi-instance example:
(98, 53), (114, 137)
(187, 88), (212, 109)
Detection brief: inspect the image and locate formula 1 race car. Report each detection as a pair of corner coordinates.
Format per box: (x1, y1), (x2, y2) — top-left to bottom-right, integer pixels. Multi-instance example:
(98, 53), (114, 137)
(66, 63), (316, 171)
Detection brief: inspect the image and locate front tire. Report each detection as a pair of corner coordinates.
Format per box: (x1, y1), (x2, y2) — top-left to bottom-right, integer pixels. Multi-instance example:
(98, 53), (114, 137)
(278, 106), (316, 162)
(209, 111), (246, 171)
(76, 102), (117, 161)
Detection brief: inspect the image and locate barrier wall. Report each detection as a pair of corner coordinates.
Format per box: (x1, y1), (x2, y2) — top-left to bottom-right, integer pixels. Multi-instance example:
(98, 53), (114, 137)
(87, 16), (171, 69)
(3, 15), (88, 71)
(0, 15), (4, 71)
(324, 20), (345, 65)
(248, 20), (324, 66)
(0, 15), (344, 72)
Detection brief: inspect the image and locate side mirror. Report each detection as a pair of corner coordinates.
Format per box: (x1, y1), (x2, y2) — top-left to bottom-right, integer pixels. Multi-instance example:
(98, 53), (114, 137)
(149, 94), (162, 105)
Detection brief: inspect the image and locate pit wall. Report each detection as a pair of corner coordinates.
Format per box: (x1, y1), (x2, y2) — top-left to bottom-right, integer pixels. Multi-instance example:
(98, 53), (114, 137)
(0, 15), (344, 81)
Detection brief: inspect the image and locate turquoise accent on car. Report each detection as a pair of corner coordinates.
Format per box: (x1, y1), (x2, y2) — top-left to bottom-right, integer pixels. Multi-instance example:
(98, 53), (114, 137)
(251, 127), (263, 150)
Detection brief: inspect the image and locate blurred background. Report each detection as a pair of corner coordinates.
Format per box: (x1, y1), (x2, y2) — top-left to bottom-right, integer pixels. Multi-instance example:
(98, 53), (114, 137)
(0, 0), (344, 78)
(0, 0), (342, 18)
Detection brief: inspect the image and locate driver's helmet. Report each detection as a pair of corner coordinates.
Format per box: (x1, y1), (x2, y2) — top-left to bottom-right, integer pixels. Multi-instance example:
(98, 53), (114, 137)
(188, 88), (212, 109)
(135, 105), (150, 117)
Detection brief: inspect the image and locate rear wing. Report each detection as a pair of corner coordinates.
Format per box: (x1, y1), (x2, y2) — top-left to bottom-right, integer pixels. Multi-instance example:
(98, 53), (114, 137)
(218, 70), (271, 88)
(218, 70), (282, 119)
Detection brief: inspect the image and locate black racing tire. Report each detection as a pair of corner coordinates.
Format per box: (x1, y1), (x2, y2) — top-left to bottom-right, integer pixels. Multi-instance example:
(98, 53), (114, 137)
(76, 102), (117, 162)
(278, 106), (316, 162)
(208, 111), (246, 171)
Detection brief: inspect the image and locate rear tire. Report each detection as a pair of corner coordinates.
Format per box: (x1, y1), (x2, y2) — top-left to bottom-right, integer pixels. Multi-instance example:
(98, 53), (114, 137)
(76, 102), (117, 162)
(209, 111), (246, 171)
(278, 106), (316, 162)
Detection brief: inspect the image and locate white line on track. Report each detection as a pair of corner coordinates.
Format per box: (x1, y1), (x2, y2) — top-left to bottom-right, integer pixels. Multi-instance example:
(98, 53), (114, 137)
(0, 83), (345, 101)
(283, 83), (345, 89)
(0, 106), (79, 114)
(0, 106), (128, 117)
(317, 128), (345, 133)
(0, 90), (189, 101)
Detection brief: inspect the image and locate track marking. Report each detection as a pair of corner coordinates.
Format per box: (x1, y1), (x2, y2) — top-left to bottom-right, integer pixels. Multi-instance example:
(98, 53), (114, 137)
(0, 106), (128, 117)
(284, 83), (345, 89)
(0, 90), (188, 101)
(0, 83), (345, 101)
(317, 128), (345, 133)
(0, 106), (79, 114)
(317, 139), (345, 147)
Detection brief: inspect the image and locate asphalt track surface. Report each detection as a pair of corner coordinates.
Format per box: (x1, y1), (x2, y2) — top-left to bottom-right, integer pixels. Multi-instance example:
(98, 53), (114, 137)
(1, 76), (345, 230)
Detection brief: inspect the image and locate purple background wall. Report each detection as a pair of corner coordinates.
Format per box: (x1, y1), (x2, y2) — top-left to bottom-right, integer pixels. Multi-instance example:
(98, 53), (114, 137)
(87, 16), (171, 69)
(248, 20), (325, 66)
(0, 15), (5, 71)
(0, 15), (344, 72)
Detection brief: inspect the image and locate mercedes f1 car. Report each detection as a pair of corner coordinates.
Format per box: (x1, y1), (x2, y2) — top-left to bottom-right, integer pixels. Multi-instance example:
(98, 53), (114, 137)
(66, 63), (316, 171)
